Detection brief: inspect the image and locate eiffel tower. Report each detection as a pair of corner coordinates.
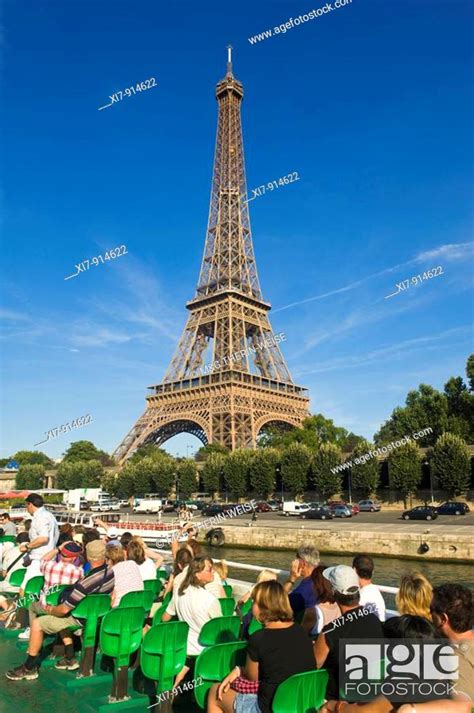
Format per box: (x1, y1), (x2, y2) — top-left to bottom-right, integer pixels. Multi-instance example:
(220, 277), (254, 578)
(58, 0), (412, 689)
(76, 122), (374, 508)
(113, 49), (309, 463)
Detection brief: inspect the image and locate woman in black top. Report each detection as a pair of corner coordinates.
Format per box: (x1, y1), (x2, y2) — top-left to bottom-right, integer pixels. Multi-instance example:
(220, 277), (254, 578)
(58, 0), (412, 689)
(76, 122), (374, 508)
(207, 580), (316, 713)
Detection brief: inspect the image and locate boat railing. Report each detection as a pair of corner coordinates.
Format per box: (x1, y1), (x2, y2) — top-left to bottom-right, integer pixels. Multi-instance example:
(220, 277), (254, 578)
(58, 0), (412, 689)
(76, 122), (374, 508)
(157, 550), (399, 616)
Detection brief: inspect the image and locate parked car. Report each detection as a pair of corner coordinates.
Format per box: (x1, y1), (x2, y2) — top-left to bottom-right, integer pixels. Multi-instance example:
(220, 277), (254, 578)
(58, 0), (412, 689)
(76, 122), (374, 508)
(118, 500), (130, 508)
(301, 506), (334, 520)
(327, 500), (359, 515)
(436, 501), (469, 516)
(307, 502), (325, 510)
(266, 500), (281, 511)
(282, 502), (311, 517)
(176, 500), (198, 511)
(402, 506), (438, 521)
(201, 503), (235, 517)
(331, 504), (352, 518)
(358, 499), (381, 512)
(255, 502), (271, 513)
(161, 499), (175, 512)
(90, 500), (120, 512)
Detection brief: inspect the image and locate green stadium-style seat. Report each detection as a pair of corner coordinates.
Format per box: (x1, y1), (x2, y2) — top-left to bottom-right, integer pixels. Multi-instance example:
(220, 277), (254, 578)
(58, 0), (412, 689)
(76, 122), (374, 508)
(152, 591), (172, 626)
(0, 536), (17, 544)
(99, 606), (145, 701)
(141, 621), (189, 697)
(219, 598), (235, 617)
(23, 575), (45, 601)
(248, 617), (263, 635)
(1, 567), (26, 593)
(118, 589), (155, 613)
(156, 569), (169, 582)
(68, 593), (111, 677)
(239, 598), (253, 617)
(223, 584), (233, 598)
(194, 640), (247, 709)
(143, 578), (163, 597)
(198, 616), (241, 647)
(44, 584), (70, 606)
(272, 669), (329, 713)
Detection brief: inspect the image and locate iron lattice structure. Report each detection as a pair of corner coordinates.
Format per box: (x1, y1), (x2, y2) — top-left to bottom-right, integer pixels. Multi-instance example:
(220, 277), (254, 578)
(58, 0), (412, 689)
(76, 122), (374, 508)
(114, 51), (309, 463)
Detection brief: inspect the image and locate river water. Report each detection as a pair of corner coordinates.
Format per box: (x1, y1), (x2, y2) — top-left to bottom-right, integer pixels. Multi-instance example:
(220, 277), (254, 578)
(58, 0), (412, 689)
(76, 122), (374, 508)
(201, 544), (474, 610)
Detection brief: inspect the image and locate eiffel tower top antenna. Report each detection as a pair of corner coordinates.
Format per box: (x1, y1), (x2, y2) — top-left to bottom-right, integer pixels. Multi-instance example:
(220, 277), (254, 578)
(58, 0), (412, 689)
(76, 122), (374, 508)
(226, 45), (233, 75)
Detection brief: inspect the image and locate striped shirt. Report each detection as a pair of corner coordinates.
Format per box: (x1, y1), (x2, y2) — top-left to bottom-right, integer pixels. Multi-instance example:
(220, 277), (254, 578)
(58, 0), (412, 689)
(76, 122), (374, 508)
(39, 559), (83, 606)
(63, 563), (115, 613)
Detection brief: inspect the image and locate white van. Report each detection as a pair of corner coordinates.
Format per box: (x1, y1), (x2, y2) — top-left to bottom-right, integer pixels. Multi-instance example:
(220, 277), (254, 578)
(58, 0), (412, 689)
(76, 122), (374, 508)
(282, 501), (311, 517)
(133, 498), (162, 514)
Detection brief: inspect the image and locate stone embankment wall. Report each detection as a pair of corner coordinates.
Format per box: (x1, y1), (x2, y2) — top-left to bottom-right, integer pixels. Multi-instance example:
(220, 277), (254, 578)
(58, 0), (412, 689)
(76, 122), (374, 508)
(212, 526), (473, 563)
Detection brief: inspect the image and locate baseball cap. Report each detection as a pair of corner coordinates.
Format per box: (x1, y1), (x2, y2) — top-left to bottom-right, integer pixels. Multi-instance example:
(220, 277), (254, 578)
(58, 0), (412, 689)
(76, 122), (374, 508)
(60, 541), (83, 559)
(323, 565), (360, 595)
(106, 528), (120, 539)
(86, 539), (106, 560)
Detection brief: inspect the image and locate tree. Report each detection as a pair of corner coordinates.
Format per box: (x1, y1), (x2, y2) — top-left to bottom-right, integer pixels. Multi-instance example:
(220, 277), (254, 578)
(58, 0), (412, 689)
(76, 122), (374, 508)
(430, 433), (471, 498)
(388, 442), (422, 507)
(195, 443), (229, 461)
(55, 459), (103, 489)
(114, 463), (140, 499)
(177, 460), (197, 500)
(16, 464), (45, 489)
(101, 472), (119, 497)
(258, 414), (364, 453)
(139, 455), (175, 496)
(311, 444), (343, 500)
(223, 450), (253, 500)
(13, 451), (54, 467)
(467, 354), (474, 392)
(202, 453), (226, 497)
(375, 384), (448, 447)
(62, 441), (113, 465)
(129, 444), (169, 463)
(250, 449), (279, 498)
(281, 443), (311, 498)
(351, 441), (380, 496)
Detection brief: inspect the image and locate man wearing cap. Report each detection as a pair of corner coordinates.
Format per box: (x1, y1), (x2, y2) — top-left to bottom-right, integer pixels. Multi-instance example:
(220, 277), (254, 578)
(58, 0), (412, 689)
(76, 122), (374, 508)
(6, 539), (115, 681)
(314, 565), (384, 705)
(21, 541), (84, 638)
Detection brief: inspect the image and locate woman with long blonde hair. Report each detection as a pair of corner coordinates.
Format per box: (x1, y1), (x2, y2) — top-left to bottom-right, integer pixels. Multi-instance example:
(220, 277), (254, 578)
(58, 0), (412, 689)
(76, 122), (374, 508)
(396, 572), (433, 620)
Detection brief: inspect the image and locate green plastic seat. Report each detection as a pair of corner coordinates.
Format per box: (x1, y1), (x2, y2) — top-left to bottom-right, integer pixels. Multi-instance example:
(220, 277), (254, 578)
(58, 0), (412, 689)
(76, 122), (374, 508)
(2, 567), (26, 591)
(272, 669), (329, 712)
(45, 583), (70, 606)
(248, 617), (263, 635)
(239, 598), (253, 617)
(144, 578), (163, 597)
(223, 584), (233, 598)
(198, 616), (241, 647)
(0, 536), (17, 544)
(156, 569), (169, 582)
(194, 640), (247, 709)
(152, 591), (172, 626)
(99, 606), (145, 701)
(119, 589), (155, 612)
(219, 598), (235, 616)
(23, 575), (45, 602)
(141, 621), (189, 695)
(68, 593), (111, 677)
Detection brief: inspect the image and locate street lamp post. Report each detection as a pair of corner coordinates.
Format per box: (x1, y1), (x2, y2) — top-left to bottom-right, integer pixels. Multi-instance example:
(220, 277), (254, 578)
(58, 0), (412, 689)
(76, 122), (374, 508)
(186, 445), (191, 459)
(348, 469), (353, 505)
(424, 460), (434, 504)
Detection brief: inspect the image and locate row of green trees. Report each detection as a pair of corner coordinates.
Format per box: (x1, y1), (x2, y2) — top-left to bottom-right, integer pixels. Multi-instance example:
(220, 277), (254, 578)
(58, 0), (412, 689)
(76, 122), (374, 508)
(200, 431), (472, 501)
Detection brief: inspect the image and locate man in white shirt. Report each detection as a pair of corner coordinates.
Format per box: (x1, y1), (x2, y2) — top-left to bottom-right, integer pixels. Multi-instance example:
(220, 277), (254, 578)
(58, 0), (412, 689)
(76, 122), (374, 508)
(352, 553), (386, 622)
(19, 494), (59, 590)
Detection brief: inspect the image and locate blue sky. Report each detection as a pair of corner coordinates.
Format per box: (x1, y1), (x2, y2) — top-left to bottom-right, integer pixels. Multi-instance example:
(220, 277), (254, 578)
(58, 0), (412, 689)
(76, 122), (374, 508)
(1, 0), (473, 460)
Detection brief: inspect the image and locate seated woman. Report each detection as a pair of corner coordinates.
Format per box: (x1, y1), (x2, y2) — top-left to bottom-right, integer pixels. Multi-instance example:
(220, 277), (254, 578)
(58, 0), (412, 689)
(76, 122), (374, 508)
(301, 564), (341, 637)
(208, 580), (315, 713)
(163, 556), (221, 687)
(238, 569), (277, 607)
(127, 537), (160, 581)
(106, 544), (143, 607)
(396, 572), (433, 620)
